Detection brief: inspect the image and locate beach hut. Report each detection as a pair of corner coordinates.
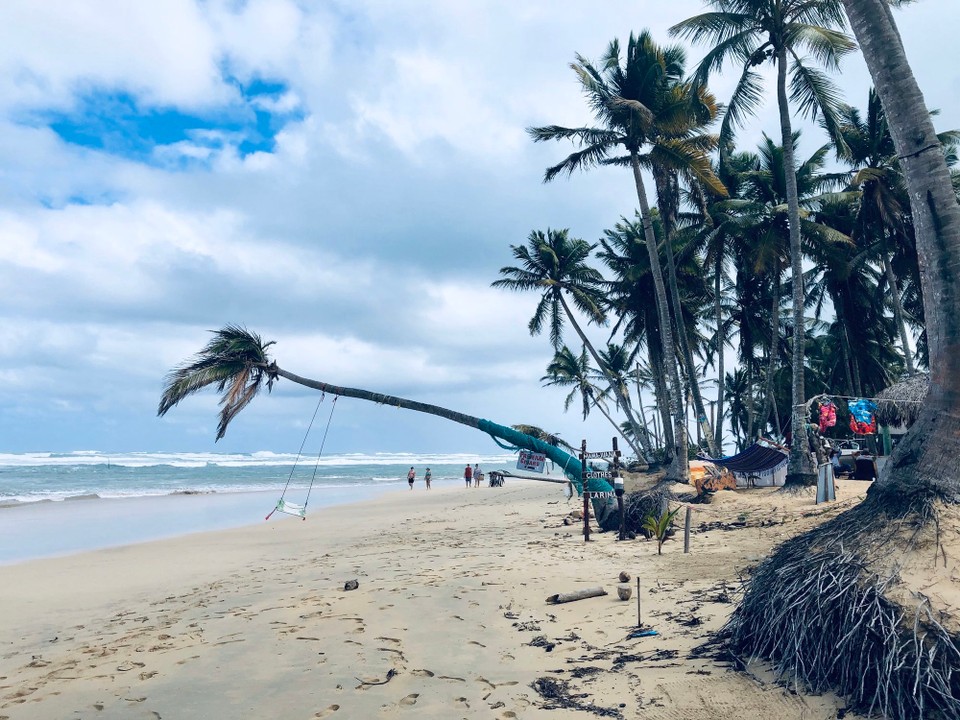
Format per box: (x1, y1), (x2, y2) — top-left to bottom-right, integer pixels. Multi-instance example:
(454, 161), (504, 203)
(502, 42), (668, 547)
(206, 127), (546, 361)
(874, 373), (929, 455)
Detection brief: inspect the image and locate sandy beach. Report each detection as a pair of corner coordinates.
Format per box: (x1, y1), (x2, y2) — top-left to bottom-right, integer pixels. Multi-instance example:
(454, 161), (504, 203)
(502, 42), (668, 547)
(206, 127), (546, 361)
(1, 479), (873, 719)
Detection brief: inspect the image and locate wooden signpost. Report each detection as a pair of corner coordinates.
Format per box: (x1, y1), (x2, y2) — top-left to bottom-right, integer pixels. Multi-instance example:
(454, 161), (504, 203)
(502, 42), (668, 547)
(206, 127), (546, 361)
(579, 438), (622, 543)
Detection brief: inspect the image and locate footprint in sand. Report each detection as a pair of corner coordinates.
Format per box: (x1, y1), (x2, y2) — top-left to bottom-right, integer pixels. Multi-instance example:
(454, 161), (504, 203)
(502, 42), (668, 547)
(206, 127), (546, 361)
(499, 712), (517, 719)
(455, 697), (470, 708)
(399, 693), (419, 706)
(412, 669), (435, 677)
(315, 704), (340, 717)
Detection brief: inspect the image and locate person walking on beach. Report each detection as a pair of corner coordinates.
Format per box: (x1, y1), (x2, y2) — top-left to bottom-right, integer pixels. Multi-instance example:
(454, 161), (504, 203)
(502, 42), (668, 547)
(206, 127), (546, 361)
(473, 463), (481, 488)
(463, 463), (472, 488)
(407, 466), (416, 489)
(424, 468), (432, 490)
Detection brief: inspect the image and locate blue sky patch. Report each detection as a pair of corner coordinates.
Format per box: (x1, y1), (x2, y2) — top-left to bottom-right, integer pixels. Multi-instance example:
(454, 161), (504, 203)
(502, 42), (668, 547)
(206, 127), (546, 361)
(37, 78), (301, 169)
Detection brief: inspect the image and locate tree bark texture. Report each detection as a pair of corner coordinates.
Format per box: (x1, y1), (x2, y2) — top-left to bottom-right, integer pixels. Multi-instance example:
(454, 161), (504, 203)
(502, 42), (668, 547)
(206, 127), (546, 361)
(843, 0), (960, 497)
(714, 256), (726, 453)
(776, 47), (816, 486)
(632, 152), (689, 482)
(653, 166), (720, 456)
(882, 252), (916, 374)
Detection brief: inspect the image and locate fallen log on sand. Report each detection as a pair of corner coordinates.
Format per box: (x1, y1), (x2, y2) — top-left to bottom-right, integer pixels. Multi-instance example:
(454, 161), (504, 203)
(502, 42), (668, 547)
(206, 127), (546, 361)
(546, 587), (607, 604)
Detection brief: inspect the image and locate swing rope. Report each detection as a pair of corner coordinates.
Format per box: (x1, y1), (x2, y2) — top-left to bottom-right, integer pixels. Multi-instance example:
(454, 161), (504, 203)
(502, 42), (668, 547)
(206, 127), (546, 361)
(266, 394), (338, 521)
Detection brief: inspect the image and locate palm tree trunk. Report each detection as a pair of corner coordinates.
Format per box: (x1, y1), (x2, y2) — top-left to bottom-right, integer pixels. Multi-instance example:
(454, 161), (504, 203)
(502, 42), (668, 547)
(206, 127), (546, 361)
(270, 366), (602, 490)
(714, 256), (726, 453)
(776, 47), (816, 487)
(555, 293), (649, 460)
(653, 167), (720, 457)
(634, 364), (658, 453)
(835, 302), (857, 395)
(745, 360), (756, 443)
(759, 274), (781, 437)
(844, 0), (960, 497)
(631, 151), (689, 482)
(648, 341), (674, 453)
(882, 252), (916, 374)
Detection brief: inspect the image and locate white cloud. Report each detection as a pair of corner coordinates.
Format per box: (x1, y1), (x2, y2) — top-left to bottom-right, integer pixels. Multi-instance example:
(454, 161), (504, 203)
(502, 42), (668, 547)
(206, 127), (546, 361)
(0, 0), (958, 455)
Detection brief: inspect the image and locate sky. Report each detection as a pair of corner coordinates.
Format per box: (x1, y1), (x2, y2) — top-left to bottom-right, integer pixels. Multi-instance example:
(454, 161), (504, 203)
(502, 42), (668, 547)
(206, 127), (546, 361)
(1, 0), (958, 458)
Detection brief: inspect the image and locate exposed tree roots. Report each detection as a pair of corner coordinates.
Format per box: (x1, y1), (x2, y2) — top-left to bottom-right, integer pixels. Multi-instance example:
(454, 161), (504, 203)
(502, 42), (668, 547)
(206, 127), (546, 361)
(623, 481), (687, 538)
(725, 486), (960, 719)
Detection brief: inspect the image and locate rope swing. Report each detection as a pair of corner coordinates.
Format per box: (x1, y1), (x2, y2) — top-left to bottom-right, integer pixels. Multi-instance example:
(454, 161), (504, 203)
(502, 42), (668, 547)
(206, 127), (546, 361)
(266, 394), (338, 521)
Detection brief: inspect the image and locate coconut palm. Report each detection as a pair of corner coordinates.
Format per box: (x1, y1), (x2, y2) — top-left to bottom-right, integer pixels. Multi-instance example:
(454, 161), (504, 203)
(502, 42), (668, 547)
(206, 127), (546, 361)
(541, 345), (629, 443)
(598, 214), (674, 455)
(491, 228), (649, 460)
(642, 63), (725, 457)
(528, 31), (708, 482)
(724, 3), (960, 715)
(832, 90), (960, 376)
(158, 325), (612, 498)
(671, 0), (856, 486)
(690, 150), (758, 452)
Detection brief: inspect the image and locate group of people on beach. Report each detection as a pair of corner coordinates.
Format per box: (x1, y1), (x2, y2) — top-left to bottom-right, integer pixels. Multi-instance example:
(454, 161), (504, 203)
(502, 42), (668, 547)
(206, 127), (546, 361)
(463, 463), (484, 488)
(405, 463), (491, 489)
(406, 466), (431, 490)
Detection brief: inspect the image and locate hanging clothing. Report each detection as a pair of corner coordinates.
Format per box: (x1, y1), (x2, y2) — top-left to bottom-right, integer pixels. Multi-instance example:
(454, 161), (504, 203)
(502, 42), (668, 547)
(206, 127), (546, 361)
(848, 398), (878, 435)
(818, 400), (837, 434)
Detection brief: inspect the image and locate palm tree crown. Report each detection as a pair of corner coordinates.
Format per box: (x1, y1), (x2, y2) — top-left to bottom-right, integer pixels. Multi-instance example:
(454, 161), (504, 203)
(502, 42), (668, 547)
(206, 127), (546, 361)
(492, 228), (605, 349)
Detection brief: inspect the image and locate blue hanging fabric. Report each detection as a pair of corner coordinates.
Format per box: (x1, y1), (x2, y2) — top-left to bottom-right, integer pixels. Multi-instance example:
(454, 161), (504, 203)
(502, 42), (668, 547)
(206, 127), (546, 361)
(848, 399), (878, 435)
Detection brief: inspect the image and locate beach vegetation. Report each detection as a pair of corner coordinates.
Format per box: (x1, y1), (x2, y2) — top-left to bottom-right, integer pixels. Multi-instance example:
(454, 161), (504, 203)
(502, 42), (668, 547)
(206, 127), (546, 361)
(641, 505), (681, 554)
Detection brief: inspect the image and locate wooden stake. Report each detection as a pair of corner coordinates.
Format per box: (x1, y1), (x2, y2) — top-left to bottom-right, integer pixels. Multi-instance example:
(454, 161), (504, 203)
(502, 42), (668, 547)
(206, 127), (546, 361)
(636, 577), (641, 627)
(683, 506), (692, 554)
(580, 439), (591, 542)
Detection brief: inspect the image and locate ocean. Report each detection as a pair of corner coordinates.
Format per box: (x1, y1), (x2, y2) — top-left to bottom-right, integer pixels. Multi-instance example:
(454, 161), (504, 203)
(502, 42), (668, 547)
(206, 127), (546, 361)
(0, 451), (557, 565)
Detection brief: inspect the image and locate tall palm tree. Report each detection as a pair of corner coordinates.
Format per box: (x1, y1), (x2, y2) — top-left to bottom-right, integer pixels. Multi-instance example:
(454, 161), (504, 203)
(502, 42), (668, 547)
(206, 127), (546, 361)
(842, 0), (960, 493)
(528, 31), (705, 482)
(639, 60), (726, 457)
(691, 150), (758, 452)
(725, 4), (960, 714)
(492, 228), (649, 460)
(541, 345), (628, 443)
(671, 0), (856, 486)
(832, 90), (960, 377)
(158, 326), (608, 495)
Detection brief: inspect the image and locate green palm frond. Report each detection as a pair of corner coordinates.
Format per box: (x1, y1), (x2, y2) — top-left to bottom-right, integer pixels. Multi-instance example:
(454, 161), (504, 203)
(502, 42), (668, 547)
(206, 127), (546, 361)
(785, 23), (856, 69)
(158, 325), (277, 440)
(719, 65), (765, 146)
(788, 56), (847, 151)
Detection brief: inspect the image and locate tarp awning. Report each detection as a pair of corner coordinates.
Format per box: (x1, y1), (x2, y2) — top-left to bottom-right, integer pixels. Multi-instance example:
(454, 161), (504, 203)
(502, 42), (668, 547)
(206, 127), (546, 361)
(701, 443), (788, 476)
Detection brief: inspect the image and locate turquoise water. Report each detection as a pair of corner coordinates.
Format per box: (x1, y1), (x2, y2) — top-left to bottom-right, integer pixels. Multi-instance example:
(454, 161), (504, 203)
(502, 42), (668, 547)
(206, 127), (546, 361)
(0, 451), (559, 564)
(0, 450), (522, 504)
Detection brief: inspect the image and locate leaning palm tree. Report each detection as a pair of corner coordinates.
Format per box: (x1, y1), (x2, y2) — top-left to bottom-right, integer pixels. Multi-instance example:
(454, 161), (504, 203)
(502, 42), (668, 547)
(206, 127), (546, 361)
(528, 31), (698, 482)
(723, 2), (960, 716)
(541, 345), (628, 444)
(158, 325), (620, 511)
(492, 228), (650, 460)
(671, 1), (856, 486)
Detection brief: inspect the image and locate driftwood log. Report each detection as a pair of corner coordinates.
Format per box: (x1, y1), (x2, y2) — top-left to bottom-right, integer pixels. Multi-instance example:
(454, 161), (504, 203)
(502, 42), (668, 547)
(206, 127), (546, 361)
(546, 586), (607, 604)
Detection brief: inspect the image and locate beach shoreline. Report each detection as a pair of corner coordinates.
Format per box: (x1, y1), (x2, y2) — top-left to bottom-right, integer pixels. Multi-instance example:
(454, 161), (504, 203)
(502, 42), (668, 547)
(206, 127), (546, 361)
(0, 484), (407, 566)
(0, 479), (873, 719)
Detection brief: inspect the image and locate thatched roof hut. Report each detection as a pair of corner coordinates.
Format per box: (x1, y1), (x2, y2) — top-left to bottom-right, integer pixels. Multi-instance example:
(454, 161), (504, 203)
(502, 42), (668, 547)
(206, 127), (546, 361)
(874, 373), (929, 428)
